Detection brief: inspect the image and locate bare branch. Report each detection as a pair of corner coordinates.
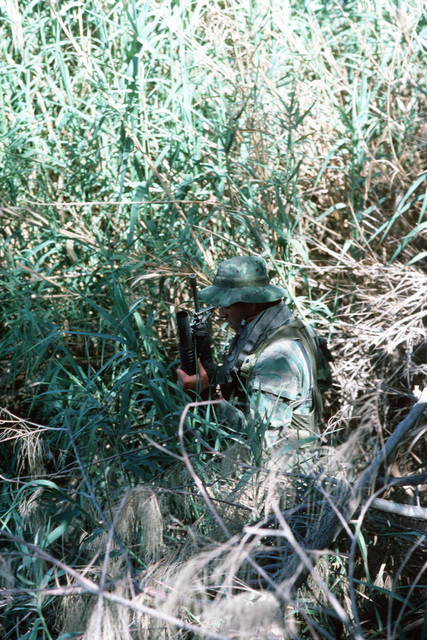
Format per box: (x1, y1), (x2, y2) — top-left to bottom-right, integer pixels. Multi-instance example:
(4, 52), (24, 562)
(0, 530), (232, 640)
(370, 498), (427, 520)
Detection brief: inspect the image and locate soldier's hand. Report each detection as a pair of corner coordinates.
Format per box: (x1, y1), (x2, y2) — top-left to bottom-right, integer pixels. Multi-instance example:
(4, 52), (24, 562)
(177, 360), (210, 393)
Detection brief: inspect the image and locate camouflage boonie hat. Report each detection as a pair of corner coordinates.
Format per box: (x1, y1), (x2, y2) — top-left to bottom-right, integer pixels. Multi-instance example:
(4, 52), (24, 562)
(198, 256), (286, 307)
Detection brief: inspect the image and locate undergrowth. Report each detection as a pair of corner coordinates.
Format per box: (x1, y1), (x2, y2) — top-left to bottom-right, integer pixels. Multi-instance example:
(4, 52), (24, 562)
(1, 0), (426, 638)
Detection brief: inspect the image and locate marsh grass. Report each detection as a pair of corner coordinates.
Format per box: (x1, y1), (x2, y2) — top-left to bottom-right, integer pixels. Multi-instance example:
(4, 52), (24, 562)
(1, 0), (426, 638)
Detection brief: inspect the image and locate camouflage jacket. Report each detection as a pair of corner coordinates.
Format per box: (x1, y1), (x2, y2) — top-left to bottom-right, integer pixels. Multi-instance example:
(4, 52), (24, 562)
(215, 302), (319, 449)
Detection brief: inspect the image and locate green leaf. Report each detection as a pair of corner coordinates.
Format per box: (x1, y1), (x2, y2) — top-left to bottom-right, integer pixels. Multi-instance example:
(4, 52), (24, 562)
(46, 521), (69, 545)
(289, 238), (309, 264)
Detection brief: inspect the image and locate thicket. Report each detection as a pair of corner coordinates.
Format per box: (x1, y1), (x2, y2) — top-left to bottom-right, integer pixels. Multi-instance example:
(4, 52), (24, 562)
(0, 0), (426, 638)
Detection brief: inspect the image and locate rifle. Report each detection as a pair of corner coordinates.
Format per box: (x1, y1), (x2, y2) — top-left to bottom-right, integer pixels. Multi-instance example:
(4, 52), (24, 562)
(176, 274), (216, 384)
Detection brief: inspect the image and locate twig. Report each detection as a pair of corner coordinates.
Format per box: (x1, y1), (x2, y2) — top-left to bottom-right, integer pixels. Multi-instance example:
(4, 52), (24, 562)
(0, 586), (87, 597)
(370, 498), (427, 520)
(356, 388), (427, 497)
(390, 557), (427, 640)
(0, 530), (232, 640)
(376, 474), (427, 488)
(276, 388), (427, 591)
(65, 413), (138, 592)
(178, 399), (228, 536)
(271, 504), (361, 639)
(95, 492), (133, 640)
(178, 399), (287, 594)
(387, 534), (427, 640)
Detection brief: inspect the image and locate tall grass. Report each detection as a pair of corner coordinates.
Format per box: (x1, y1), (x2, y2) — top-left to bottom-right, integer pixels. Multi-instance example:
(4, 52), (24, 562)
(1, 0), (426, 638)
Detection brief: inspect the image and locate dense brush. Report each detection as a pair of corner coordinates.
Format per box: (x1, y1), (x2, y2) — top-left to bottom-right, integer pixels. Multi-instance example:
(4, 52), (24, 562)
(1, 0), (426, 638)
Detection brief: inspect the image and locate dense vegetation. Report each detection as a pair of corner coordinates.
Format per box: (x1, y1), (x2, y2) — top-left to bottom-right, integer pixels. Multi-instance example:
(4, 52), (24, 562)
(1, 0), (426, 638)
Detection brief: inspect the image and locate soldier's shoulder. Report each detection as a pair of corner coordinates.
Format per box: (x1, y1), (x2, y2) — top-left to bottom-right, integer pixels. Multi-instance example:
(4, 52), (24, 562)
(255, 337), (309, 366)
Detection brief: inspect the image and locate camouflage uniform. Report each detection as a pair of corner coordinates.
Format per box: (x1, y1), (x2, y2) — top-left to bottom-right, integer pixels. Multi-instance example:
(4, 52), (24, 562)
(198, 256), (321, 450)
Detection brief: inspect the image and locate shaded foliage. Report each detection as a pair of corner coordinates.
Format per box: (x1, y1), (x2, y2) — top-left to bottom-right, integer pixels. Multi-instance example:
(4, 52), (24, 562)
(0, 0), (426, 638)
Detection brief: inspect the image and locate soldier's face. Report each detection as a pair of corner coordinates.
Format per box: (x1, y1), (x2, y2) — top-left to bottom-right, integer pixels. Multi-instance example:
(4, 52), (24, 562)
(219, 302), (256, 331)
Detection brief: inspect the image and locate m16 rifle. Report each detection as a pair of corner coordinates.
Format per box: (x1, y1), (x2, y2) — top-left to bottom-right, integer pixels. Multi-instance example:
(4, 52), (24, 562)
(176, 274), (216, 385)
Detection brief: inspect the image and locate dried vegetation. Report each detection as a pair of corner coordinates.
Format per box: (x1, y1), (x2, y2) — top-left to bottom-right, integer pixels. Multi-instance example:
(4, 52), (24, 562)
(1, 0), (426, 638)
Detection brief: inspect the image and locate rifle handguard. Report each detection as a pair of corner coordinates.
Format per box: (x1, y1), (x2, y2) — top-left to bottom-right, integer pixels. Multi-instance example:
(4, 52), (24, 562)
(176, 310), (196, 375)
(192, 321), (215, 384)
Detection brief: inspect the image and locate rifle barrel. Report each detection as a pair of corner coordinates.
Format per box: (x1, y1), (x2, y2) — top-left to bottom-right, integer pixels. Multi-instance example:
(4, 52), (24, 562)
(189, 274), (200, 314)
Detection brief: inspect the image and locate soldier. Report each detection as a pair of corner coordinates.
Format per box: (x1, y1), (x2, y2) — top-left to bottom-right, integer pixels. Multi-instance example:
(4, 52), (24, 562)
(177, 256), (324, 450)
